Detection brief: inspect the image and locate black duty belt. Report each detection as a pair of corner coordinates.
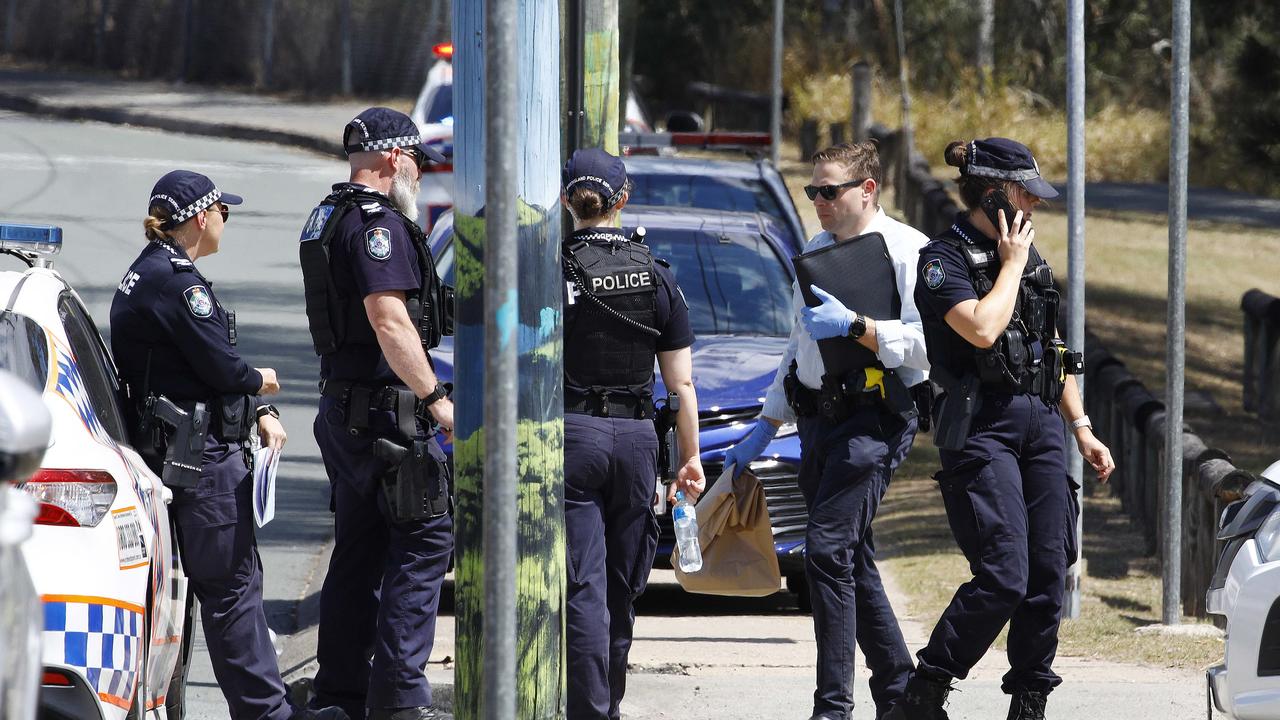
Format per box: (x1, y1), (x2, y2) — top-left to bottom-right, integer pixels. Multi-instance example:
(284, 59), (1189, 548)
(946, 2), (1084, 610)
(787, 381), (880, 419)
(319, 379), (418, 439)
(565, 390), (654, 420)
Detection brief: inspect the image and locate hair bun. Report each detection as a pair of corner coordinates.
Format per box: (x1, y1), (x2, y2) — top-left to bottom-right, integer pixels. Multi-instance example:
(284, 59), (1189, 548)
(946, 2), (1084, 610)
(944, 141), (969, 169)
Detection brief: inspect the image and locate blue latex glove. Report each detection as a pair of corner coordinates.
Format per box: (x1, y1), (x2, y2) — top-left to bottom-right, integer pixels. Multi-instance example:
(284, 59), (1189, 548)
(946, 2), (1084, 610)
(723, 419), (779, 479)
(800, 285), (855, 340)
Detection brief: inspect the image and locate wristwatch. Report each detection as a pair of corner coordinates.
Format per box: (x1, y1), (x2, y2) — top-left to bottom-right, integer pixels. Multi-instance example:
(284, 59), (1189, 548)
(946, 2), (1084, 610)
(255, 404), (280, 420)
(421, 383), (449, 407)
(847, 312), (868, 340)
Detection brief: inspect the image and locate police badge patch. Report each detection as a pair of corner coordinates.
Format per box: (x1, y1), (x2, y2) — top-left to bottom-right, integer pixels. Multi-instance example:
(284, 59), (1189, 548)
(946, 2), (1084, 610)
(183, 285), (214, 318)
(366, 227), (392, 260)
(923, 259), (946, 290)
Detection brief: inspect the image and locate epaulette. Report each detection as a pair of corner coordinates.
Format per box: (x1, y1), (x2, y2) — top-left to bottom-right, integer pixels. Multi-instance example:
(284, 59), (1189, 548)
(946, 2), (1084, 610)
(654, 257), (671, 268)
(359, 201), (386, 218)
(169, 257), (196, 273)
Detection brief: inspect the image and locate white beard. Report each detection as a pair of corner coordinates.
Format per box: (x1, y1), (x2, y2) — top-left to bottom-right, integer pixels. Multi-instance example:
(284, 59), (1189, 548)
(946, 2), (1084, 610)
(389, 164), (421, 222)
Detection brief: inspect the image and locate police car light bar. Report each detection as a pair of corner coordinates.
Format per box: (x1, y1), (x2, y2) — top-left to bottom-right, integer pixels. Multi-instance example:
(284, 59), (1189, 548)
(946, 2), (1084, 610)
(0, 224), (62, 267)
(619, 132), (772, 152)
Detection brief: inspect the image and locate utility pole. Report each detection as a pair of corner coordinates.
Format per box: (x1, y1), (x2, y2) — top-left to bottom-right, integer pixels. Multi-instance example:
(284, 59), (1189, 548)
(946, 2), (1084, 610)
(977, 0), (994, 93)
(1163, 0), (1191, 627)
(769, 0), (783, 167)
(453, 1), (566, 717)
(892, 0), (913, 191)
(582, 0), (620, 154)
(1064, 0), (1086, 620)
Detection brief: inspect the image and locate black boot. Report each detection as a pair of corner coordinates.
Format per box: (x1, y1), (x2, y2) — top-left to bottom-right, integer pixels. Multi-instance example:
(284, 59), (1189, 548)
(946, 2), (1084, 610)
(1006, 691), (1047, 720)
(884, 671), (953, 720)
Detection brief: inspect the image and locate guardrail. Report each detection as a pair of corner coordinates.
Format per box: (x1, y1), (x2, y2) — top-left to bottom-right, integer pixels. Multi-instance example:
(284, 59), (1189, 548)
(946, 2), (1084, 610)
(869, 124), (1257, 618)
(1242, 288), (1280, 421)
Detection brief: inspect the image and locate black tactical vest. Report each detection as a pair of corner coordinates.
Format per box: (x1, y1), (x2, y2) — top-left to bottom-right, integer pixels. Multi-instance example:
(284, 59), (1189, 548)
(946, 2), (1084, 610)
(562, 232), (660, 395)
(934, 220), (1059, 392)
(299, 187), (452, 357)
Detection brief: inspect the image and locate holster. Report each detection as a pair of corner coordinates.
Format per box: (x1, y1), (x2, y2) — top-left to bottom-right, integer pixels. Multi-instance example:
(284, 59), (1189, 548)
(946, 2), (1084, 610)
(932, 374), (982, 452)
(135, 395), (210, 489)
(216, 394), (254, 442)
(373, 437), (451, 522)
(912, 382), (936, 432)
(783, 361), (819, 417)
(654, 393), (680, 485)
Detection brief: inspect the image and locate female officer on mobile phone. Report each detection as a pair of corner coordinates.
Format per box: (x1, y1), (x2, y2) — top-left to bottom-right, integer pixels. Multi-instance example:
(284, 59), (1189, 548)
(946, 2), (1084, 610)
(110, 170), (346, 720)
(887, 139), (1115, 720)
(559, 148), (705, 720)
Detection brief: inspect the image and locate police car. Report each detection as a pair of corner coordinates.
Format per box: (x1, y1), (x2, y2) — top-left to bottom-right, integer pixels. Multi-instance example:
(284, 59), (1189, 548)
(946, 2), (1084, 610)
(0, 225), (193, 720)
(1207, 459), (1280, 719)
(427, 206), (817, 605)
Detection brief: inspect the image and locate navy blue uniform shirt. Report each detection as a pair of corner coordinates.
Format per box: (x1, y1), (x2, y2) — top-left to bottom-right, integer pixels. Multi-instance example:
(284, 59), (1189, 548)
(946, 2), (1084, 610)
(319, 183), (422, 384)
(562, 226), (694, 398)
(111, 240), (261, 401)
(914, 215), (990, 380)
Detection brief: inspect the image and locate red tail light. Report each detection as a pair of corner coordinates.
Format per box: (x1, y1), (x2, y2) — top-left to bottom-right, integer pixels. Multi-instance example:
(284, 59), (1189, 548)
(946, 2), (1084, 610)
(21, 469), (117, 528)
(42, 670), (74, 686)
(433, 42), (453, 60)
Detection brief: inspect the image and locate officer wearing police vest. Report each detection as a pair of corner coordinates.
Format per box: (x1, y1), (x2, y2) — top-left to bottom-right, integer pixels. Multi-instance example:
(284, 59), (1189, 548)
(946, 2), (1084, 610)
(111, 170), (347, 720)
(299, 108), (454, 720)
(724, 142), (930, 720)
(560, 148), (704, 720)
(889, 138), (1115, 720)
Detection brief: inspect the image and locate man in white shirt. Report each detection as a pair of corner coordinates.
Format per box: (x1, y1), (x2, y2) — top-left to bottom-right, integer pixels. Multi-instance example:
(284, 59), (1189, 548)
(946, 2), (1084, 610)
(724, 142), (931, 720)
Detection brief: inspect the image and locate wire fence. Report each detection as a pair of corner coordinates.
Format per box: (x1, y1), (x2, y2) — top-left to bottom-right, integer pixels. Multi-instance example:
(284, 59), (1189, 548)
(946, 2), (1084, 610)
(2, 0), (450, 97)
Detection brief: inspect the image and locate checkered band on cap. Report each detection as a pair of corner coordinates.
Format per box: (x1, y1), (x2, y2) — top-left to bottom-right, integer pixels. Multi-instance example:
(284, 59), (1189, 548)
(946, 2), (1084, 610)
(360, 135), (423, 152)
(158, 188), (222, 227)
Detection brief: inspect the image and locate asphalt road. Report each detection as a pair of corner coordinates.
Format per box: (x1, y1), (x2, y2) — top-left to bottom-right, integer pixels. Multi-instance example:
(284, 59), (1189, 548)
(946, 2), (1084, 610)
(0, 113), (1222, 719)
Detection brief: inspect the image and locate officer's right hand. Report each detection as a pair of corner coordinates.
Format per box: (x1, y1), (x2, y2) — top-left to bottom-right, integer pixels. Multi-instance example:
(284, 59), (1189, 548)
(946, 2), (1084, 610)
(996, 209), (1034, 266)
(257, 368), (280, 395)
(722, 418), (780, 480)
(426, 397), (454, 436)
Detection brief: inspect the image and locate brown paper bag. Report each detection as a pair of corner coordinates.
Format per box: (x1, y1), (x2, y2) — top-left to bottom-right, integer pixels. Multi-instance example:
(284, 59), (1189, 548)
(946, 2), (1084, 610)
(672, 465), (782, 596)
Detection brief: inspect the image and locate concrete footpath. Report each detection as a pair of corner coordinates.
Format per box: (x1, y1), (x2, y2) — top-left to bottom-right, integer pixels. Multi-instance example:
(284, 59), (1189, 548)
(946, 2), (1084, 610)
(0, 69), (1230, 718)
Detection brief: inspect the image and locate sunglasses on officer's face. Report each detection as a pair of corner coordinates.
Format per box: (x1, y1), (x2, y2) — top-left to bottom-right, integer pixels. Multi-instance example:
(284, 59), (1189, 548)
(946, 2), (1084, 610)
(400, 146), (430, 173)
(803, 177), (869, 202)
(205, 203), (229, 222)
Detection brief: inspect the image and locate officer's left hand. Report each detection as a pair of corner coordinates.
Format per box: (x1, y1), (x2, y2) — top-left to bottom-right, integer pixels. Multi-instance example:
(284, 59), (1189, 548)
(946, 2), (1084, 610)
(1076, 430), (1115, 482)
(800, 285), (854, 341)
(667, 457), (707, 505)
(257, 414), (287, 451)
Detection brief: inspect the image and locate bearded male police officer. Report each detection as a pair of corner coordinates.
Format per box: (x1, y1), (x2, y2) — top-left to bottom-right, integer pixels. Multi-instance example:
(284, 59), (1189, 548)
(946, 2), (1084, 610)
(300, 107), (454, 720)
(724, 143), (930, 720)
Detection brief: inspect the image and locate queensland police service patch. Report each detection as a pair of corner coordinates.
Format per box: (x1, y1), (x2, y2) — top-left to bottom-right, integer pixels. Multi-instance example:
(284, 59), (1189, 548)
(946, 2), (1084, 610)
(923, 259), (946, 290)
(366, 227), (393, 260)
(184, 285), (214, 318)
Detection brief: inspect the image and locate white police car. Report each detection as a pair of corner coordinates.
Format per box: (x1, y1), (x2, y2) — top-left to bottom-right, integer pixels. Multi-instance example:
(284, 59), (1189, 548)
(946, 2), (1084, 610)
(1207, 459), (1280, 719)
(0, 225), (193, 720)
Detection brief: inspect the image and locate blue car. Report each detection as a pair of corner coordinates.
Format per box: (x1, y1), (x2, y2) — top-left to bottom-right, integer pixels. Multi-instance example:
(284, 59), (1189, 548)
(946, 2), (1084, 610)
(427, 204), (814, 598)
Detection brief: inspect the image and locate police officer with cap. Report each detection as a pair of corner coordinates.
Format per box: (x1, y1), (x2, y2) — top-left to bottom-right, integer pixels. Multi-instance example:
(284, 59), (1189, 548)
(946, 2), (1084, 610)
(301, 108), (453, 720)
(111, 170), (346, 720)
(560, 148), (704, 720)
(889, 138), (1115, 720)
(724, 142), (930, 720)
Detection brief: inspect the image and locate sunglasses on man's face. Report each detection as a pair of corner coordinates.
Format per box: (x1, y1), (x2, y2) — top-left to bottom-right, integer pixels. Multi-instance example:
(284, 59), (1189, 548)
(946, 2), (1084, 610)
(803, 178), (869, 202)
(400, 146), (431, 173)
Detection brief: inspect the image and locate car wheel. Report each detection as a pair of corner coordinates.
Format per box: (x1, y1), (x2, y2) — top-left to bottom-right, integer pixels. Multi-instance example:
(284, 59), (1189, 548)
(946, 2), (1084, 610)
(166, 588), (198, 720)
(786, 574), (812, 614)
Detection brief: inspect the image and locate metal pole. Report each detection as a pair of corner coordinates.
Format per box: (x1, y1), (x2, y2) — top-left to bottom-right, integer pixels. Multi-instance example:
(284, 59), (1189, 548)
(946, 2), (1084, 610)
(484, 0), (518, 714)
(1063, 0), (1086, 621)
(851, 61), (871, 143)
(339, 0), (353, 95)
(1163, 0), (1190, 626)
(260, 0), (276, 89)
(769, 0), (783, 167)
(893, 0), (913, 192)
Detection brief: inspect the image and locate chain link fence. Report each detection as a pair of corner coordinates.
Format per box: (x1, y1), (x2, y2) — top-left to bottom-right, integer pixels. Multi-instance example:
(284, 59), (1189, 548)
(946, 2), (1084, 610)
(2, 0), (450, 97)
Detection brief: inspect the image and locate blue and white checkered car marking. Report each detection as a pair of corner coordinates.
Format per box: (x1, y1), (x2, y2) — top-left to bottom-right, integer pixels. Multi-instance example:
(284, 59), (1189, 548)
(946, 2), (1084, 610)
(44, 598), (143, 709)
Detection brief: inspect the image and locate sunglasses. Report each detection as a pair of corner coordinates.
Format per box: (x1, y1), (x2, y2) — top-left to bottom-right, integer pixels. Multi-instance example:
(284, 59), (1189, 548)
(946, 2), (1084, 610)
(205, 202), (229, 222)
(803, 178), (869, 201)
(400, 146), (431, 173)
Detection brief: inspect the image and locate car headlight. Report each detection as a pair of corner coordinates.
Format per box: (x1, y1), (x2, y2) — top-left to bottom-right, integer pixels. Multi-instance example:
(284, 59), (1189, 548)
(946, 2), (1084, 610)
(1255, 510), (1280, 562)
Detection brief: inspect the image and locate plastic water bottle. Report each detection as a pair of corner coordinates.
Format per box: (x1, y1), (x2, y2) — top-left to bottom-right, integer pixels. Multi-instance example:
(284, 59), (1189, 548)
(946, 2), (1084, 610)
(673, 490), (703, 573)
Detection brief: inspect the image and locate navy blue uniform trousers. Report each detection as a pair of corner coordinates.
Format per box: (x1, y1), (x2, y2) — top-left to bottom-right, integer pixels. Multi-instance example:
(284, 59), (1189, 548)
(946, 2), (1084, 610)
(564, 413), (660, 720)
(171, 436), (291, 720)
(313, 397), (454, 718)
(916, 393), (1077, 694)
(798, 407), (917, 720)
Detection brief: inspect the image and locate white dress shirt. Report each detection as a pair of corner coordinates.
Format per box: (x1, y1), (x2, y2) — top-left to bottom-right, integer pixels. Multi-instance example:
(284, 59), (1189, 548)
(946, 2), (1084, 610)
(761, 207), (931, 423)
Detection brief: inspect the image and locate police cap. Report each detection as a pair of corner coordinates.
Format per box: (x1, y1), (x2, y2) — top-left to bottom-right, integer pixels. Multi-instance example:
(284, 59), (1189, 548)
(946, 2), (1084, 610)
(149, 170), (243, 230)
(343, 107), (447, 164)
(562, 147), (627, 207)
(962, 137), (1059, 200)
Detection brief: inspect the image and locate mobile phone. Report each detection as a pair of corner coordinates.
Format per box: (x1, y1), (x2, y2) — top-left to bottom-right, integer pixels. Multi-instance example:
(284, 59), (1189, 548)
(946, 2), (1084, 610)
(981, 189), (1029, 235)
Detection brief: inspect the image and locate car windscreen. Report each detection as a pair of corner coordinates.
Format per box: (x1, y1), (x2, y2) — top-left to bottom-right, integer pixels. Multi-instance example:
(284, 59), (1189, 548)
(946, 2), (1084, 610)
(628, 173), (786, 224)
(646, 229), (792, 337)
(0, 311), (49, 391)
(426, 85), (453, 124)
